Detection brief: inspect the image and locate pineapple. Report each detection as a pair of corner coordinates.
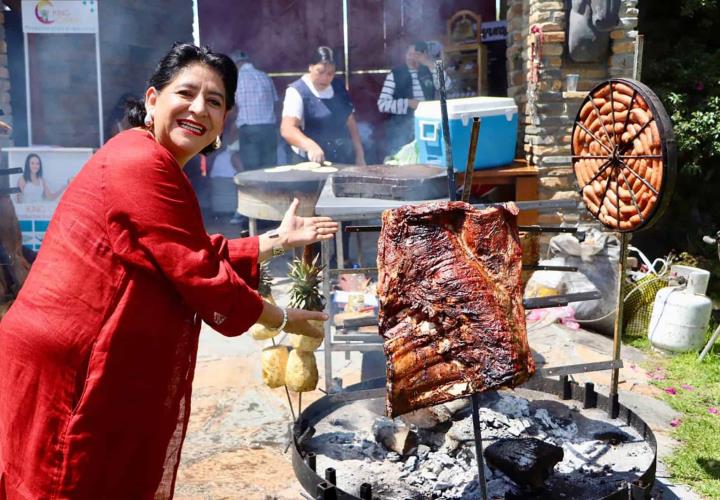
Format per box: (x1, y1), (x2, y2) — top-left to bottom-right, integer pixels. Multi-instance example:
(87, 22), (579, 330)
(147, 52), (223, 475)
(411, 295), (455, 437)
(285, 349), (318, 392)
(288, 255), (325, 312)
(250, 262), (280, 341)
(288, 255), (326, 352)
(258, 262), (275, 303)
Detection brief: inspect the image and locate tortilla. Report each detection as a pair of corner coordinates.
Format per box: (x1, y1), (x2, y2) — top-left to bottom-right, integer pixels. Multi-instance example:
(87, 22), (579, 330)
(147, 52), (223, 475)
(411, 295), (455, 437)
(294, 162), (321, 171)
(264, 165), (294, 173)
(313, 166), (338, 173)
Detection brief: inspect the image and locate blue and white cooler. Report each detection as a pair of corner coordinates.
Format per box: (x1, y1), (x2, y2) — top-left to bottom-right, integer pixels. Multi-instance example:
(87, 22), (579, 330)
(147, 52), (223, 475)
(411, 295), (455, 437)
(414, 97), (518, 172)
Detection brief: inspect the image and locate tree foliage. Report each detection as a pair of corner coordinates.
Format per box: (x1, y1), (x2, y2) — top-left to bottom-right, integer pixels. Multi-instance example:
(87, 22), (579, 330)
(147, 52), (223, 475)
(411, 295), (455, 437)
(636, 0), (720, 298)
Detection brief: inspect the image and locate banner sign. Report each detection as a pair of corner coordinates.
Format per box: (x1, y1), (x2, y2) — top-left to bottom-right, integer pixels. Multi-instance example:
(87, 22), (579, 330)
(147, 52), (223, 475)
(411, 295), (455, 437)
(22, 0), (98, 34)
(481, 21), (508, 43)
(6, 147), (93, 250)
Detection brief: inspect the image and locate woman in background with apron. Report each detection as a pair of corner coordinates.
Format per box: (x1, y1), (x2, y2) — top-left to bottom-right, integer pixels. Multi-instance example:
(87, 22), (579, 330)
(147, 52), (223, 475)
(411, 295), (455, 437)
(281, 46), (365, 166)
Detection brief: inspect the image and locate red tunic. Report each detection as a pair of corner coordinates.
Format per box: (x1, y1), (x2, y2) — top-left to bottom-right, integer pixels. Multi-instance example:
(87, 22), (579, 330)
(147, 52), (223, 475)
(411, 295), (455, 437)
(0, 129), (264, 499)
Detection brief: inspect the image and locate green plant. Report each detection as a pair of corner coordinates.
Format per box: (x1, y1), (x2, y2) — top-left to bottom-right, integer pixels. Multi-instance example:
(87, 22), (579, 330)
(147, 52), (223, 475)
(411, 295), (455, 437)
(258, 262), (273, 298)
(650, 335), (720, 498)
(288, 255), (325, 312)
(634, 0), (720, 302)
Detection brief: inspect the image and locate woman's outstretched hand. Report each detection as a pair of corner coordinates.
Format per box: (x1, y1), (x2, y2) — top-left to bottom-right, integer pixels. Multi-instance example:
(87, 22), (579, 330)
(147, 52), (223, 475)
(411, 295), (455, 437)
(284, 308), (327, 338)
(279, 198), (339, 248)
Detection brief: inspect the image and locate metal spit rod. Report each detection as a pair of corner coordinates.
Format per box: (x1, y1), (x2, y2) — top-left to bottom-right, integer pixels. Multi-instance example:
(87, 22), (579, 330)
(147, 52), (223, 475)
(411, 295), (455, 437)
(461, 117), (481, 202)
(329, 264), (579, 276)
(340, 291), (602, 330)
(609, 232), (630, 418)
(438, 58), (488, 500)
(344, 224), (578, 234)
(471, 394), (489, 500)
(437, 59), (456, 201)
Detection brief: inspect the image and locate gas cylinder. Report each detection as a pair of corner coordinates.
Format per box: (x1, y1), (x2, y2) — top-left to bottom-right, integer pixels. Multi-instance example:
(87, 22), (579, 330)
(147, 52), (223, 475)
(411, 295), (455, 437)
(648, 266), (712, 353)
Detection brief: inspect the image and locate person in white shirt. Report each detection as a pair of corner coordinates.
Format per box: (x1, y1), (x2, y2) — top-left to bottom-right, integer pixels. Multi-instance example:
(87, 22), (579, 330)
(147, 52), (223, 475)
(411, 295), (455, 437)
(281, 46), (365, 165)
(377, 41), (444, 156)
(15, 154), (66, 204)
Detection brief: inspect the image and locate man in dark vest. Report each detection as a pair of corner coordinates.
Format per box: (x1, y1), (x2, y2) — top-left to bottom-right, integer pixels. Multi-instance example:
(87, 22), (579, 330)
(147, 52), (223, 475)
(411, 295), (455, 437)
(377, 41), (439, 157)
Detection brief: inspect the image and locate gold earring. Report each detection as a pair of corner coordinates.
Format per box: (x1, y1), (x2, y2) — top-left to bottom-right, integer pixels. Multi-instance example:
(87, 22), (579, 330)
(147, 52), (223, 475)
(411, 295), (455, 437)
(214, 136), (222, 149)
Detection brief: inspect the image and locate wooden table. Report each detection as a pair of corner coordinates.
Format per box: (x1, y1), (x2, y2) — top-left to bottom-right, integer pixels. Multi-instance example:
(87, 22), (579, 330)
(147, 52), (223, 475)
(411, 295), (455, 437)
(455, 159), (539, 225)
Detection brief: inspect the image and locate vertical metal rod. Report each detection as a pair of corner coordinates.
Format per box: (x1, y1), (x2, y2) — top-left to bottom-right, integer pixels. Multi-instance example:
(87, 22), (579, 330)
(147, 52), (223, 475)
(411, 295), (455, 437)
(322, 239), (333, 393)
(633, 34), (645, 81)
(436, 59), (457, 201)
(298, 391), (303, 421)
(470, 394), (489, 500)
(342, 0), (350, 91)
(461, 117), (481, 202)
(271, 337), (296, 421)
(609, 232), (629, 417)
(307, 452), (317, 471)
(336, 221), (345, 270)
(94, 15), (105, 145)
(699, 324), (720, 362)
(325, 467), (336, 484)
(359, 483), (372, 499)
(24, 32), (32, 145)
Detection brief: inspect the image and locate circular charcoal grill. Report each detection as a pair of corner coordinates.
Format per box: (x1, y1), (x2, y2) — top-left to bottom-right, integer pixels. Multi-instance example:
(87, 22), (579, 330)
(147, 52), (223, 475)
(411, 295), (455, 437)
(571, 78), (676, 232)
(292, 377), (658, 500)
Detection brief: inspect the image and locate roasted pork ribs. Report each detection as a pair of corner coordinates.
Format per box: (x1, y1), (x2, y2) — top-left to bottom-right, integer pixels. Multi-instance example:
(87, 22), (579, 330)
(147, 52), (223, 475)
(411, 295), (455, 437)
(377, 201), (535, 417)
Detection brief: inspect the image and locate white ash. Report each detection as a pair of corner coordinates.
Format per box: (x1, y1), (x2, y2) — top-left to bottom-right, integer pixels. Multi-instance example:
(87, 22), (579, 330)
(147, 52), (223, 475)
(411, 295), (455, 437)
(305, 389), (654, 499)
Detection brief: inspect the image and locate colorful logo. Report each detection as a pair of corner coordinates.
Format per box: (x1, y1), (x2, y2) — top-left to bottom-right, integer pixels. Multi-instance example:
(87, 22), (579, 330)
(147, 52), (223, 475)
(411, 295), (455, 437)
(35, 0), (55, 25)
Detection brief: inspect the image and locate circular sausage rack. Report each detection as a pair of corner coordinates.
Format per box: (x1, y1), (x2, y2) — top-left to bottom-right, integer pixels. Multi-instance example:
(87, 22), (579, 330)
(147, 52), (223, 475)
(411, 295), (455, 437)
(571, 78), (676, 232)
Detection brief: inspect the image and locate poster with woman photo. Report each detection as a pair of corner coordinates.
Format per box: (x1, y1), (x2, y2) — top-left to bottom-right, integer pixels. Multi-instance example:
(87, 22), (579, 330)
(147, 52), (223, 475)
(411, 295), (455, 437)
(6, 147), (93, 249)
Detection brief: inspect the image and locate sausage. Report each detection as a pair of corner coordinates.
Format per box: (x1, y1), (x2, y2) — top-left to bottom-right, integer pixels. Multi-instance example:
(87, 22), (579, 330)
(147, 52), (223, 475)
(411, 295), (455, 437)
(595, 83), (611, 99)
(632, 136), (644, 156)
(620, 220), (633, 230)
(631, 108), (650, 126)
(613, 91), (632, 107)
(579, 100), (595, 121)
(620, 204), (638, 217)
(618, 184), (633, 202)
(636, 95), (648, 110)
(575, 160), (588, 186)
(650, 159), (663, 190)
(603, 197), (620, 221)
(606, 183), (619, 206)
(615, 82), (635, 97)
(641, 196), (655, 220)
(639, 127), (652, 154)
(586, 199), (600, 216)
(612, 110), (629, 124)
(584, 184), (601, 206)
(572, 129), (582, 154)
(650, 121), (660, 145)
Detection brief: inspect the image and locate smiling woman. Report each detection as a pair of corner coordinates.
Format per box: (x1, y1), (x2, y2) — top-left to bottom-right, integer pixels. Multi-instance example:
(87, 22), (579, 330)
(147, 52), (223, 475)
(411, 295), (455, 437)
(0, 43), (338, 499)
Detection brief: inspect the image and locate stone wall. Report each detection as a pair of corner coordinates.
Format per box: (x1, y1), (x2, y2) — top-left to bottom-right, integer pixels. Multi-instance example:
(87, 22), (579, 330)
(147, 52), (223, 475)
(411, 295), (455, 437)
(506, 0), (639, 225)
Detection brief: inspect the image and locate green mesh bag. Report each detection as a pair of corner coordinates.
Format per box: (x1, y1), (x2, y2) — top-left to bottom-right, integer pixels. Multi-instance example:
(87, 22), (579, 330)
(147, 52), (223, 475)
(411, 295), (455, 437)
(623, 274), (669, 338)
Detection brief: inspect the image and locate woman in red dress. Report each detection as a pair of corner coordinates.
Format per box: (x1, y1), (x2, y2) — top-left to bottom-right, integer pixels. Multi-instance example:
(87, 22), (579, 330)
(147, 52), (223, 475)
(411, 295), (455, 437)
(0, 43), (337, 499)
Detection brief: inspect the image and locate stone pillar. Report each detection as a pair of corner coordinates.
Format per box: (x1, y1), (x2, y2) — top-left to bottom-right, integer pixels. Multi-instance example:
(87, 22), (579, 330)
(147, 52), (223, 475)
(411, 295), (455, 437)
(506, 0), (639, 225)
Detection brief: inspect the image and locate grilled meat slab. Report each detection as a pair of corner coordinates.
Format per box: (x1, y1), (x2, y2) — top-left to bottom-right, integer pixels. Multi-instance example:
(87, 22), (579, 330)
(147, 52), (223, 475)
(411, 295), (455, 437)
(378, 201), (535, 417)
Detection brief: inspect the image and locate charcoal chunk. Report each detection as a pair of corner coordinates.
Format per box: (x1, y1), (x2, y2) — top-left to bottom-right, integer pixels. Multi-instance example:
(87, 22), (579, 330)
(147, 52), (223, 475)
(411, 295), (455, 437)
(485, 437), (564, 490)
